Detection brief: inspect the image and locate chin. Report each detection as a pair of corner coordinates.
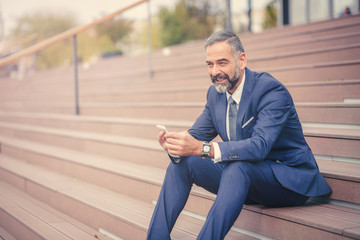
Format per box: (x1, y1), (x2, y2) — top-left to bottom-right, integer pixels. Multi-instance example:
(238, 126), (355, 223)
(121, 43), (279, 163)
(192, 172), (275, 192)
(214, 83), (228, 93)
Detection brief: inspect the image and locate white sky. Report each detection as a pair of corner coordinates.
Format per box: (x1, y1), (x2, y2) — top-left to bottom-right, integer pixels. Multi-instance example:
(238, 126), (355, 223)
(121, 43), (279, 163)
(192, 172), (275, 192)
(1, 0), (270, 37)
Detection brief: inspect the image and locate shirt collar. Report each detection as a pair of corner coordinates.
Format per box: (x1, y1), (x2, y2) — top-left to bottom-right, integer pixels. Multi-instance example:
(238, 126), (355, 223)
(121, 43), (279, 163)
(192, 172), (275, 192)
(226, 71), (246, 105)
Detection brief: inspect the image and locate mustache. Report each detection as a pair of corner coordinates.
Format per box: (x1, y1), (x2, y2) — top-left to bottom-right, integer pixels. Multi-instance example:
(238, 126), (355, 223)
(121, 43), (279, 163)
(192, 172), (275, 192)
(211, 73), (229, 83)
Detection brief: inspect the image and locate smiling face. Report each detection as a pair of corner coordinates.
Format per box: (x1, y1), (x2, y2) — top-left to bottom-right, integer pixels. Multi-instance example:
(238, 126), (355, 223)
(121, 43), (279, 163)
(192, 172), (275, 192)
(206, 40), (247, 94)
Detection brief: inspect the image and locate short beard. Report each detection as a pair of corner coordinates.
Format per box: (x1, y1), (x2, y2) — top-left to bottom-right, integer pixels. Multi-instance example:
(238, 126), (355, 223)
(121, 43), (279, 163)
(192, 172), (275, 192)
(212, 66), (241, 94)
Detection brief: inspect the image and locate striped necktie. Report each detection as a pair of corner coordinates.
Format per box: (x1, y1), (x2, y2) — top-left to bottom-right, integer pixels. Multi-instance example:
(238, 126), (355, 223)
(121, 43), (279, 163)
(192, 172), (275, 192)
(228, 96), (237, 141)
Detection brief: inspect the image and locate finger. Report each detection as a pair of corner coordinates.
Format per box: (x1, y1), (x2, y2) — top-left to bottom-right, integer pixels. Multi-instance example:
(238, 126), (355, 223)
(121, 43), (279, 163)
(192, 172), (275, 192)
(157, 131), (166, 140)
(166, 141), (180, 151)
(164, 131), (179, 139)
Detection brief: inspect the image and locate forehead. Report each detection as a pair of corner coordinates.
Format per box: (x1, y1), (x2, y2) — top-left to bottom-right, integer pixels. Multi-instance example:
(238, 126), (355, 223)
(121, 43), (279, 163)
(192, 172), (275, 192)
(206, 41), (234, 61)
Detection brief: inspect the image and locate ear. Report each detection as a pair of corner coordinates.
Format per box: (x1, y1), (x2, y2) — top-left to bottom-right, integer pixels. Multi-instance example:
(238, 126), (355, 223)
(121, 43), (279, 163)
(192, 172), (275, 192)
(238, 53), (247, 69)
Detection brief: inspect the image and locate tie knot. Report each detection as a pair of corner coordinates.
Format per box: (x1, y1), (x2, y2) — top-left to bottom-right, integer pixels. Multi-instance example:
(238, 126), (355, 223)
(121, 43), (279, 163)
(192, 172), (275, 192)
(228, 96), (235, 105)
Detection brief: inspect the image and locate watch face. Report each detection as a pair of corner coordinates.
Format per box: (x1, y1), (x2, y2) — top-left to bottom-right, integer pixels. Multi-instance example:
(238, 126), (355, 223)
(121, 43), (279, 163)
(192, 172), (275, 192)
(204, 145), (210, 152)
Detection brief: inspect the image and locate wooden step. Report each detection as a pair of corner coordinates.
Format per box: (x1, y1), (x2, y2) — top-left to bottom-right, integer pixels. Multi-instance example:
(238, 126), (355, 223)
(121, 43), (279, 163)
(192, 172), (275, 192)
(0, 226), (16, 240)
(0, 144), (359, 240)
(246, 31), (360, 57)
(0, 114), (359, 159)
(76, 79), (360, 104)
(0, 131), (359, 204)
(267, 59), (360, 83)
(296, 102), (360, 125)
(151, 42), (360, 72)
(248, 43), (360, 69)
(316, 159), (360, 204)
(0, 135), (165, 203)
(148, 59), (360, 86)
(148, 16), (360, 62)
(150, 31), (360, 69)
(2, 59), (359, 107)
(0, 181), (111, 240)
(77, 101), (360, 125)
(286, 79), (360, 102)
(1, 13), (360, 240)
(304, 126), (360, 159)
(0, 122), (170, 169)
(0, 111), (192, 139)
(0, 101), (75, 115)
(0, 155), (158, 240)
(243, 17), (360, 48)
(0, 155), (253, 240)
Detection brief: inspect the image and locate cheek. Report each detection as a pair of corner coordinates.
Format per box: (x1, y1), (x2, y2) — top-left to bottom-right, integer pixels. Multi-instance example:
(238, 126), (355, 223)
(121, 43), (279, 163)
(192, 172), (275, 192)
(227, 67), (237, 78)
(208, 68), (212, 75)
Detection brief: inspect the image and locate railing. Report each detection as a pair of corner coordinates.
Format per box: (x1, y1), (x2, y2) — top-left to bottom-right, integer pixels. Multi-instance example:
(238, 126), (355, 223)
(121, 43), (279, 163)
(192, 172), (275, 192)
(0, 0), (151, 115)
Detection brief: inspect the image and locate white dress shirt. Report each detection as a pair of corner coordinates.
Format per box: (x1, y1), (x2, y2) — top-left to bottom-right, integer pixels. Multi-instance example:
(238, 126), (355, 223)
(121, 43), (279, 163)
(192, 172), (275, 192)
(212, 73), (246, 163)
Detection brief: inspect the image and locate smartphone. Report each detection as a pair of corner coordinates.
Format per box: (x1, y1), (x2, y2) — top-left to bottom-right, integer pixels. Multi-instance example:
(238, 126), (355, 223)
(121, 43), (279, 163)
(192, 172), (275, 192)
(156, 124), (181, 159)
(156, 124), (168, 133)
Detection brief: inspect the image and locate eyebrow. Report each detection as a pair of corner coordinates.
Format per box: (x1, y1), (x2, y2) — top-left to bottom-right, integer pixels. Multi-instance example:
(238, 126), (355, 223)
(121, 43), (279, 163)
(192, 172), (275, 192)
(217, 58), (229, 62)
(206, 58), (229, 64)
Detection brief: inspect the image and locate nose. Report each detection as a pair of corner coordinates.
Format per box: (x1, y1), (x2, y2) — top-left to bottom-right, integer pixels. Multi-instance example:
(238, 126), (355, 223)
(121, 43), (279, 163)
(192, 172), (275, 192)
(211, 64), (220, 76)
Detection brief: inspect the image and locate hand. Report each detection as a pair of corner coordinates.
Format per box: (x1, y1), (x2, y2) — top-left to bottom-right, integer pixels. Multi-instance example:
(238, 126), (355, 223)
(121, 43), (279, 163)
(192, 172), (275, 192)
(164, 131), (202, 157)
(157, 130), (168, 152)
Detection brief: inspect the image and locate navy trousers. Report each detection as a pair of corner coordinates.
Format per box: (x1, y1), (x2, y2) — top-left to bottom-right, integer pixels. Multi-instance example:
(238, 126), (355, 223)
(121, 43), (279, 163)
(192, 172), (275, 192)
(147, 156), (308, 239)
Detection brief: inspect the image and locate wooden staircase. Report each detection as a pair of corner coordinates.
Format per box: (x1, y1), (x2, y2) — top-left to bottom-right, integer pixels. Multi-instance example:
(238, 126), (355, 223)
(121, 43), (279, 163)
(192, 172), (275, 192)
(0, 14), (360, 239)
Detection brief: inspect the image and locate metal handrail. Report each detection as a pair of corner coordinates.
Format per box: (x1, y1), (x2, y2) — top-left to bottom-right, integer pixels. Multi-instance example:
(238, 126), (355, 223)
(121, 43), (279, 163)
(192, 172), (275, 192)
(0, 0), (150, 115)
(0, 0), (148, 68)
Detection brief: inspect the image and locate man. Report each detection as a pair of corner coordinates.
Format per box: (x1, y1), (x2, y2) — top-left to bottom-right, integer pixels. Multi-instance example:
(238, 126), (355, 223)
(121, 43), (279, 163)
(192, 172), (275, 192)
(147, 30), (331, 239)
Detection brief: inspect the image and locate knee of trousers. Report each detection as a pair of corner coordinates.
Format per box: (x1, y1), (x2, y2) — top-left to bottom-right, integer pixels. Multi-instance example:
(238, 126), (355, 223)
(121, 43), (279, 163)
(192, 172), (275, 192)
(164, 157), (195, 181)
(168, 155), (203, 173)
(164, 156), (203, 183)
(221, 161), (254, 185)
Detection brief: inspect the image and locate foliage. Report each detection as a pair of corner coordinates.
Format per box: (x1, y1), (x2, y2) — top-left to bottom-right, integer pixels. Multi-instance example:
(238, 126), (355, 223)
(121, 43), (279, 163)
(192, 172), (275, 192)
(262, 0), (277, 30)
(35, 31), (114, 70)
(95, 17), (133, 46)
(157, 0), (216, 47)
(11, 12), (77, 43)
(9, 12), (130, 70)
(138, 20), (162, 50)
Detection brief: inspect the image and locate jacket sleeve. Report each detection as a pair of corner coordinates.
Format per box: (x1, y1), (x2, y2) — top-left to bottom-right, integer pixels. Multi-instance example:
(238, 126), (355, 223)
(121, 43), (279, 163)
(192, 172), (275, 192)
(169, 87), (218, 164)
(188, 87), (219, 141)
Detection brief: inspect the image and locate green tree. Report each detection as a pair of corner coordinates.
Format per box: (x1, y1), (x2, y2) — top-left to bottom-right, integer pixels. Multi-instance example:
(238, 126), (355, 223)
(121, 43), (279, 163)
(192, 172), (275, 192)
(11, 12), (77, 43)
(158, 0), (216, 47)
(10, 12), (78, 69)
(262, 0), (277, 30)
(95, 17), (133, 46)
(10, 12), (121, 70)
(138, 20), (162, 50)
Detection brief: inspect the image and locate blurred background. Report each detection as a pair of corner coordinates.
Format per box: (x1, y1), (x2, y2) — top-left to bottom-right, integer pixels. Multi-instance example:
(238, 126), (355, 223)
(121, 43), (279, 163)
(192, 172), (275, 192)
(0, 1), (359, 239)
(0, 0), (358, 75)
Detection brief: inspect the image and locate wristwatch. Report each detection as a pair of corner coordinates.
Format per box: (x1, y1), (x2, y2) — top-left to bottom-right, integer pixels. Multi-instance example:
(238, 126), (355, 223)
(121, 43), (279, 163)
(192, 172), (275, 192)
(201, 141), (211, 159)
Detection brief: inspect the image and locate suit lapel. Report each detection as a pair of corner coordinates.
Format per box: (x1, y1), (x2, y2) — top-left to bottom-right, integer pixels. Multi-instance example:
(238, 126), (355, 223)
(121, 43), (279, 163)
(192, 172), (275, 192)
(237, 68), (255, 140)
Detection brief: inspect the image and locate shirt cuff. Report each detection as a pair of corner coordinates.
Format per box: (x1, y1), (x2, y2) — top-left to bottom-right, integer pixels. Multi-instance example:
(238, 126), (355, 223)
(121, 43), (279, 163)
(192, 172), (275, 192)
(211, 142), (222, 163)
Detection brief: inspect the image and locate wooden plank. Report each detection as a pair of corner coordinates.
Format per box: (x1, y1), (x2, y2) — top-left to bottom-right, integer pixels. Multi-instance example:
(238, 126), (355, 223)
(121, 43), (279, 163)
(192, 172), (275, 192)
(1, 153), (360, 239)
(0, 226), (17, 240)
(0, 195), (71, 240)
(0, 182), (111, 240)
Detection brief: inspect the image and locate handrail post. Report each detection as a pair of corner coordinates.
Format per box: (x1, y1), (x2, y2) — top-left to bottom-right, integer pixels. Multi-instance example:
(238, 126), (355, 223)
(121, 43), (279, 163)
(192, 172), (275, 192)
(226, 0), (233, 31)
(73, 34), (79, 115)
(147, 0), (153, 79)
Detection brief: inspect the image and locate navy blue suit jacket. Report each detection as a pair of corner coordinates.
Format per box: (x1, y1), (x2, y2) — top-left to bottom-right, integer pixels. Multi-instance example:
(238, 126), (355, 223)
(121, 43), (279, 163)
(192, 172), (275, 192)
(187, 68), (331, 197)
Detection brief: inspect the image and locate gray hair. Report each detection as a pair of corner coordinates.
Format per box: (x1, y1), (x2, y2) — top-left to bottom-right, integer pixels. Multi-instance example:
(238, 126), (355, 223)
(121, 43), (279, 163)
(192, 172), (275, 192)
(205, 30), (245, 56)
